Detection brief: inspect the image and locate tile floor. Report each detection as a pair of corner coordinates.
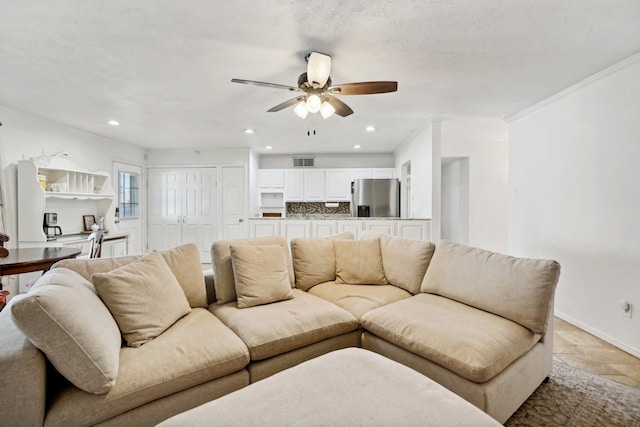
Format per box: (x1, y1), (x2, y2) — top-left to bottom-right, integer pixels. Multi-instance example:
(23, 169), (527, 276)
(553, 317), (640, 388)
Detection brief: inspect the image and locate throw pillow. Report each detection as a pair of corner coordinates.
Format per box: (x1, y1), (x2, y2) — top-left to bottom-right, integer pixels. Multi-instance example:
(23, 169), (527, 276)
(230, 244), (294, 308)
(11, 268), (121, 394)
(291, 232), (355, 291)
(334, 238), (387, 285)
(211, 236), (294, 304)
(379, 234), (435, 294)
(92, 251), (191, 347)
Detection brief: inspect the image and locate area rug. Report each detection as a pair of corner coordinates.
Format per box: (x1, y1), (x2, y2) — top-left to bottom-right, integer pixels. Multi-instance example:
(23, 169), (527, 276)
(505, 358), (640, 426)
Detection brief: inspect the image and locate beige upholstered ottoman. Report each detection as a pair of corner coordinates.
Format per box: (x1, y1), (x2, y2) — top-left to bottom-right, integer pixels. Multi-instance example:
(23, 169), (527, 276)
(158, 348), (501, 427)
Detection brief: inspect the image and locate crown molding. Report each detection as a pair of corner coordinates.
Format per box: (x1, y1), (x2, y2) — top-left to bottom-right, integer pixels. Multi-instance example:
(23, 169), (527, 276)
(505, 52), (640, 123)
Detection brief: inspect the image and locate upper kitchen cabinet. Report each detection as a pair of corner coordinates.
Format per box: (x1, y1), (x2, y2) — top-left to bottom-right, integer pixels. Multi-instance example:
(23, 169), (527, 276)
(258, 169), (285, 214)
(325, 169), (352, 201)
(259, 169), (284, 189)
(17, 159), (116, 244)
(285, 169), (325, 202)
(285, 169), (304, 201)
(372, 168), (395, 179)
(303, 169), (325, 201)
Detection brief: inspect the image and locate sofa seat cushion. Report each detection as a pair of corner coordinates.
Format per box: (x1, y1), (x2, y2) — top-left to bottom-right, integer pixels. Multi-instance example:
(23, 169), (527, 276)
(308, 281), (412, 321)
(361, 294), (540, 383)
(209, 289), (358, 361)
(45, 308), (250, 427)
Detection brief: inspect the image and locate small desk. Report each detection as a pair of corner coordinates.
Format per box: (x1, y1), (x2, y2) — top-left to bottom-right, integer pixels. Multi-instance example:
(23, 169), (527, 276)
(0, 247), (82, 276)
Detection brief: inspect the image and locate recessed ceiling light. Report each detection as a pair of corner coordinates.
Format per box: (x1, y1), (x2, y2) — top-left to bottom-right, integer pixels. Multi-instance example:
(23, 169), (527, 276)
(265, 145), (272, 150)
(244, 129), (255, 134)
(365, 126), (376, 132)
(353, 144), (361, 149)
(108, 119), (120, 126)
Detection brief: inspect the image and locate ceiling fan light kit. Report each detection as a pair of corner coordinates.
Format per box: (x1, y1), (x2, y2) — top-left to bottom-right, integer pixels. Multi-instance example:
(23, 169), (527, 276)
(294, 101), (309, 119)
(231, 51), (397, 119)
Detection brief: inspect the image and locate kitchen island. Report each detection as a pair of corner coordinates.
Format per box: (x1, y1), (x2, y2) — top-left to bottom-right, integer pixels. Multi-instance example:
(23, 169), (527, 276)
(248, 217), (431, 241)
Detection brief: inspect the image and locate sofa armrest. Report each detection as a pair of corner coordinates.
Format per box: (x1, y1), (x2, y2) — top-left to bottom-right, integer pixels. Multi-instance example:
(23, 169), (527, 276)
(0, 300), (47, 426)
(203, 269), (216, 305)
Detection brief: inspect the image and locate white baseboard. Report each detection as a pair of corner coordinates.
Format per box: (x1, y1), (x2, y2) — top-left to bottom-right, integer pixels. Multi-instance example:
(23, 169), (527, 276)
(555, 310), (640, 359)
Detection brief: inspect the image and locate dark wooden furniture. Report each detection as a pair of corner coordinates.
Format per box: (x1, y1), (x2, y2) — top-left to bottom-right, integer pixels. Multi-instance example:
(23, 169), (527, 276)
(0, 247), (82, 276)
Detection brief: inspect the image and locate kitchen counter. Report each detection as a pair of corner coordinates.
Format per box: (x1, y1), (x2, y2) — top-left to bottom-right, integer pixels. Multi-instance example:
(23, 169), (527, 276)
(250, 216), (431, 220)
(249, 217), (431, 241)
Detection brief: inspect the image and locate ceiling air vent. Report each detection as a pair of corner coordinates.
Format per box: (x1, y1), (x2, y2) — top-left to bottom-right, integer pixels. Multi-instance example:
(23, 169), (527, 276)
(292, 157), (315, 167)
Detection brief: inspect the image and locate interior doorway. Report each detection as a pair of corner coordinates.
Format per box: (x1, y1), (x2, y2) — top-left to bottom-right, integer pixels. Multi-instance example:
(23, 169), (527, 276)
(441, 157), (469, 244)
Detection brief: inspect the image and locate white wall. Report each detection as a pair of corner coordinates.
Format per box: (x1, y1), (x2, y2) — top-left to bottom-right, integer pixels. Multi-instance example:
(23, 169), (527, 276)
(507, 54), (640, 356)
(144, 147), (250, 166)
(394, 122), (435, 220)
(441, 158), (469, 245)
(441, 127), (509, 252)
(248, 149), (260, 217)
(259, 153), (395, 169)
(0, 105), (145, 241)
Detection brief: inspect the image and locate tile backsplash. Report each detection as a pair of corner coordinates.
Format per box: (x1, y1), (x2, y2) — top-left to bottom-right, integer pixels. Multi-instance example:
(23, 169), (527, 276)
(286, 202), (351, 218)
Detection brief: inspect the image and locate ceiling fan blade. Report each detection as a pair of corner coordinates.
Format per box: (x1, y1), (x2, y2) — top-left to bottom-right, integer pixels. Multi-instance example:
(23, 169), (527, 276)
(327, 81), (398, 95)
(267, 96), (305, 112)
(306, 52), (332, 88)
(231, 78), (302, 92)
(324, 95), (354, 117)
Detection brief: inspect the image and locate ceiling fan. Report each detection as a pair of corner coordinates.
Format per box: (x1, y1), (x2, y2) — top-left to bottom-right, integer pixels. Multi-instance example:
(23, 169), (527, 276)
(231, 52), (397, 119)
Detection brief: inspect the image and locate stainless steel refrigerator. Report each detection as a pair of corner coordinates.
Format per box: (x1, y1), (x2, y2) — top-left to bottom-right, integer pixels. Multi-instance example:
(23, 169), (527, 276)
(351, 178), (400, 217)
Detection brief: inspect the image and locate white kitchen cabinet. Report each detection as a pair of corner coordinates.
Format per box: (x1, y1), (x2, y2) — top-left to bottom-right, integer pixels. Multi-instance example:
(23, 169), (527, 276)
(324, 169), (352, 201)
(248, 219), (431, 242)
(397, 220), (431, 240)
(251, 220), (280, 238)
(338, 221), (362, 239)
(372, 168), (395, 179)
(364, 220), (396, 236)
(285, 169), (304, 201)
(281, 220), (311, 241)
(351, 169), (372, 180)
(259, 169), (284, 189)
(311, 221), (338, 237)
(303, 169), (325, 201)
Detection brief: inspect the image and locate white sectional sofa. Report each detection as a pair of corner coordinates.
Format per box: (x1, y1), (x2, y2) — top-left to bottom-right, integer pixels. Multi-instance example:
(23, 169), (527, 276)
(0, 235), (560, 425)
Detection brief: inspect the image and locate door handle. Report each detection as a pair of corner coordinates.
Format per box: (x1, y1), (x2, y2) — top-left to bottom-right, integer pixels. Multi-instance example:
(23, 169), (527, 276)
(238, 218), (244, 223)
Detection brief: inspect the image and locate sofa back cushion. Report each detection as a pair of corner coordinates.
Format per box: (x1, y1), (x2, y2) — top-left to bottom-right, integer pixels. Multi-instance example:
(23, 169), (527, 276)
(291, 232), (354, 291)
(378, 234), (435, 294)
(334, 238), (387, 285)
(230, 244), (294, 308)
(11, 268), (121, 394)
(92, 251), (191, 347)
(211, 236), (295, 304)
(420, 240), (561, 334)
(53, 243), (208, 308)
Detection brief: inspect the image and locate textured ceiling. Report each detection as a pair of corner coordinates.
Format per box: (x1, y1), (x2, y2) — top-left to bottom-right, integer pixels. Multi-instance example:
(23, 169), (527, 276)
(1, 1), (639, 154)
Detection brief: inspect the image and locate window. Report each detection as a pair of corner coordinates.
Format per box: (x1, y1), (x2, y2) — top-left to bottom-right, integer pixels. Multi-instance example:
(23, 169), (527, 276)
(118, 171), (139, 219)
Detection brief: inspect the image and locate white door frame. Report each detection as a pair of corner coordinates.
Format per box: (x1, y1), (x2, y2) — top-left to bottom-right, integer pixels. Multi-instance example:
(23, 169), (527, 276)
(113, 161), (145, 255)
